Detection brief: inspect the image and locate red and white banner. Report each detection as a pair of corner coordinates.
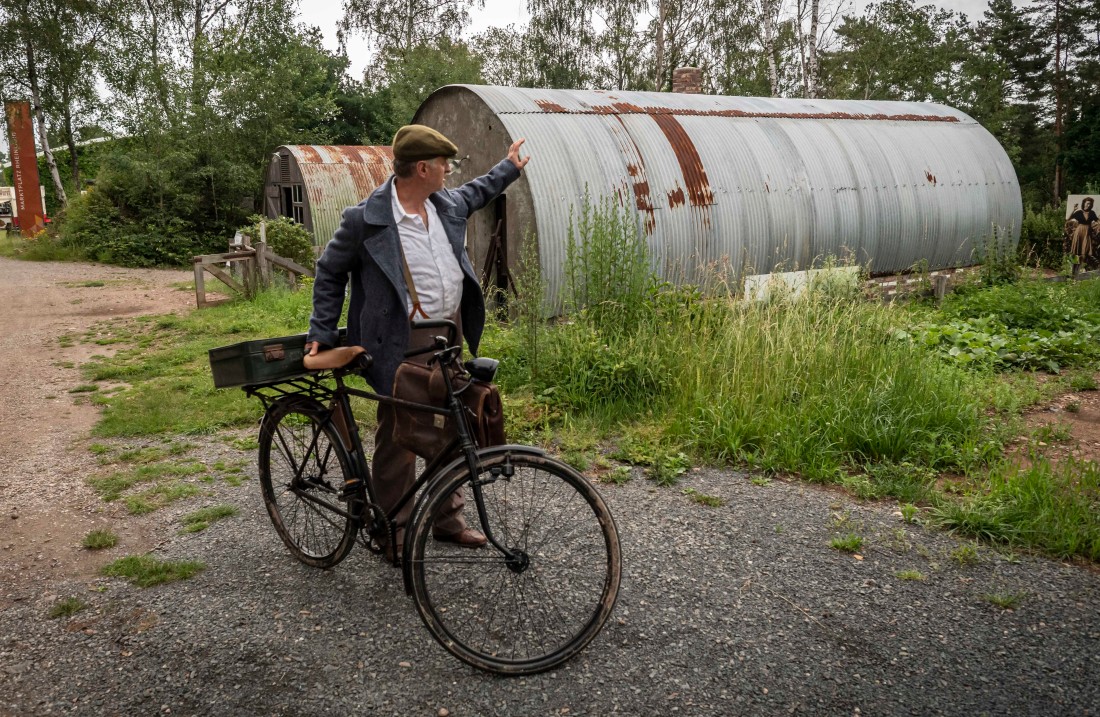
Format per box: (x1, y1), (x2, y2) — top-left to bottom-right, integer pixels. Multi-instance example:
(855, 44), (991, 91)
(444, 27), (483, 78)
(5, 101), (45, 235)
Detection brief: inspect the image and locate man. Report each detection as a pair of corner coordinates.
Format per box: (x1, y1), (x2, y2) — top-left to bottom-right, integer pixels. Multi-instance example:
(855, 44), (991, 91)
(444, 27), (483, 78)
(305, 124), (529, 561)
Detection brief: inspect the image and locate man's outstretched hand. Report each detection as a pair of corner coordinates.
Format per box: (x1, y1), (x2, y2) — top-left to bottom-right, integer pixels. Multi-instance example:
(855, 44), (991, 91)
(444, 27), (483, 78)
(508, 138), (530, 170)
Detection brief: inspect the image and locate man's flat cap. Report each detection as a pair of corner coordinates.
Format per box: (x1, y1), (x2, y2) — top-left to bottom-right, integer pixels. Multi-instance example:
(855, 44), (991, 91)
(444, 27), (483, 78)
(392, 125), (458, 161)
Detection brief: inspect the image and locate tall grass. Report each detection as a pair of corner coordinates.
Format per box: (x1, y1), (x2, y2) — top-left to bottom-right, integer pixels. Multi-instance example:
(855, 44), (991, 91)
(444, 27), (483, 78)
(659, 293), (987, 479)
(494, 195), (989, 480)
(932, 457), (1100, 561)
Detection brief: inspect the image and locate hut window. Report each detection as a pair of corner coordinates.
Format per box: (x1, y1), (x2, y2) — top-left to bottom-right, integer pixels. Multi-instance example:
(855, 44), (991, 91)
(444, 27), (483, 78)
(291, 184), (305, 224)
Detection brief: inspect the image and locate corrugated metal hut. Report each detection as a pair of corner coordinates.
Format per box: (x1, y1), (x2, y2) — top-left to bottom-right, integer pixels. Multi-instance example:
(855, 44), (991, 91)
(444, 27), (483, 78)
(264, 145), (394, 248)
(413, 84), (1022, 304)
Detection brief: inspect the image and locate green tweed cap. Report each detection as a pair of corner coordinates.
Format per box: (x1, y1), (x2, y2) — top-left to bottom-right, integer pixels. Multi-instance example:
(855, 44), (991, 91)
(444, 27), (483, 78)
(392, 125), (459, 161)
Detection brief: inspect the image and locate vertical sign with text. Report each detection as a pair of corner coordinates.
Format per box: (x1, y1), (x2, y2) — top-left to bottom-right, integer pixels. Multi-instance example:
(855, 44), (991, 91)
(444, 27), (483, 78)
(4, 101), (45, 235)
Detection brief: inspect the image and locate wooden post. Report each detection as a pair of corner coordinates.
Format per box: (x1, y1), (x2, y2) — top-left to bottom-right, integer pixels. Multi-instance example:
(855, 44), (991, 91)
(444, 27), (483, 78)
(933, 274), (948, 302)
(193, 260), (207, 308)
(254, 241), (269, 289)
(1072, 261), (1081, 279)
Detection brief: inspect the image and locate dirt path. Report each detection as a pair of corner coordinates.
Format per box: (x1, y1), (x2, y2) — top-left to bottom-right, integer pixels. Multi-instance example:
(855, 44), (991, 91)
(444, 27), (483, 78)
(0, 258), (194, 601)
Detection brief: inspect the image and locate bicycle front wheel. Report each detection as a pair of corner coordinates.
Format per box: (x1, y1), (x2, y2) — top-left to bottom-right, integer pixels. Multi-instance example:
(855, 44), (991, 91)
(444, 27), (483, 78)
(258, 397), (359, 569)
(408, 452), (621, 675)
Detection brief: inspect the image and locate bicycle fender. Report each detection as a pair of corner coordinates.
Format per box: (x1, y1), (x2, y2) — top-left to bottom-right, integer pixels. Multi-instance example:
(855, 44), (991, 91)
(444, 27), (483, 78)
(401, 444), (547, 595)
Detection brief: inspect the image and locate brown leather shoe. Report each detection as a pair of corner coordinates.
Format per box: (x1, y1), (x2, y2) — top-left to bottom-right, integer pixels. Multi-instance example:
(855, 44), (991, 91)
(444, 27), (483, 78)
(432, 528), (487, 548)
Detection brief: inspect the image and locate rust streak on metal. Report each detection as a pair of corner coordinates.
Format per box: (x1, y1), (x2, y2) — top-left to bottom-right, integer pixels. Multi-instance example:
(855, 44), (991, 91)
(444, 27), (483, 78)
(611, 116), (656, 234)
(532, 102), (959, 123)
(649, 114), (714, 208)
(534, 100), (568, 113)
(925, 170), (937, 186)
(667, 186), (685, 208)
(296, 146), (323, 163)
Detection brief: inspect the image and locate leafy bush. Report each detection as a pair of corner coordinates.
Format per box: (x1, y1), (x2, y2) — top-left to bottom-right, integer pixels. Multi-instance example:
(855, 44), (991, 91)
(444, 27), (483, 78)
(239, 214), (315, 271)
(973, 227), (1021, 286)
(904, 280), (1100, 372)
(57, 142), (253, 267)
(1018, 205), (1069, 268)
(62, 187), (223, 267)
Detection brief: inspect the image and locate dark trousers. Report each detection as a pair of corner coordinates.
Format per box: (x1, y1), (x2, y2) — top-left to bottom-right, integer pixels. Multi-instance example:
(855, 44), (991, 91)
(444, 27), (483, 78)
(370, 319), (466, 544)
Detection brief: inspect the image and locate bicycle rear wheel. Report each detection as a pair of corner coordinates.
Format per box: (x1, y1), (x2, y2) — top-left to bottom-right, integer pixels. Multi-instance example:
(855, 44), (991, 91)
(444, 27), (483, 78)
(408, 451), (621, 675)
(258, 397), (359, 569)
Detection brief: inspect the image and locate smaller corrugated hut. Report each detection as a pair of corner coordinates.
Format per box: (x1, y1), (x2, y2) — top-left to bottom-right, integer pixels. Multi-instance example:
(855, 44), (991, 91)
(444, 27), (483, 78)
(264, 145), (394, 248)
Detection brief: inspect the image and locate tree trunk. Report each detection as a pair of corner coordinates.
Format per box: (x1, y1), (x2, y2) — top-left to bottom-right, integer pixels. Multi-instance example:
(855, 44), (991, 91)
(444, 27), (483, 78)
(807, 0), (820, 99)
(64, 108), (80, 190)
(145, 0), (174, 128)
(60, 83), (80, 190)
(763, 0), (779, 96)
(1052, 0), (1064, 205)
(24, 38), (68, 209)
(654, 0), (666, 90)
(795, 0), (809, 96)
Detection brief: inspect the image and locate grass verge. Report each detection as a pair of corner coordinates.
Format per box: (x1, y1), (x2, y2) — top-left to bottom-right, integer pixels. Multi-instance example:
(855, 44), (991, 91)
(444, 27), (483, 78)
(101, 555), (205, 587)
(82, 529), (119, 549)
(180, 504), (238, 533)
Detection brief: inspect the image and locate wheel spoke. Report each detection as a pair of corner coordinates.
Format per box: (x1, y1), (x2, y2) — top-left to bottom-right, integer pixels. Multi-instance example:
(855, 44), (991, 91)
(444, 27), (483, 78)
(259, 399), (357, 569)
(410, 454), (620, 675)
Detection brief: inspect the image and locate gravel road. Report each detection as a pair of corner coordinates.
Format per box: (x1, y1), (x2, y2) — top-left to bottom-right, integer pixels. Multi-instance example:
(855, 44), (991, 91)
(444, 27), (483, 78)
(0, 258), (1098, 716)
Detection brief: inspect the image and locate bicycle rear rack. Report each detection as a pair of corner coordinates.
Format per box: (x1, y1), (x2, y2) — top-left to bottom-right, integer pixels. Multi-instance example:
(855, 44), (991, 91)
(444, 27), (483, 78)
(244, 373), (336, 410)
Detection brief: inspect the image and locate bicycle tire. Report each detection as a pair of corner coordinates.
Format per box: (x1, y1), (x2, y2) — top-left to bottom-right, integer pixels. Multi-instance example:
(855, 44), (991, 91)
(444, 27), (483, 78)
(407, 451), (621, 675)
(257, 397), (359, 569)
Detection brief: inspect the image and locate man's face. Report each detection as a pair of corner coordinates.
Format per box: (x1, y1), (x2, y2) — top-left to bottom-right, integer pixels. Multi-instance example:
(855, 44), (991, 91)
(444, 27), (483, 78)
(418, 156), (452, 191)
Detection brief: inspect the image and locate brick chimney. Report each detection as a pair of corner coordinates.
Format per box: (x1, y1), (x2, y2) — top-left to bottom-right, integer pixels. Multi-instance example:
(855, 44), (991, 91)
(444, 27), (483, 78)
(671, 67), (702, 94)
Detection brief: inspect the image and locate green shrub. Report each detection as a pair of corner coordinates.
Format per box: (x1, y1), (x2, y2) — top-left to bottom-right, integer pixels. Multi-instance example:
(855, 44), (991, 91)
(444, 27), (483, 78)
(973, 226), (1022, 286)
(239, 214), (315, 271)
(58, 143), (253, 267)
(905, 280), (1100, 372)
(1018, 205), (1068, 268)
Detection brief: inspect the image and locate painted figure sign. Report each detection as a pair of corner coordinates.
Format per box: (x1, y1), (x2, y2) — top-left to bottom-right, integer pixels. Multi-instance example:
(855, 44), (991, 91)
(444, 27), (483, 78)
(1066, 194), (1100, 267)
(4, 101), (45, 235)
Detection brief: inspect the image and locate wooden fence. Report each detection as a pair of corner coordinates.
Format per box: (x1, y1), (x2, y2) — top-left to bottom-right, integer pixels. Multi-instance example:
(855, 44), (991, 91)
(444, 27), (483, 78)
(192, 226), (313, 308)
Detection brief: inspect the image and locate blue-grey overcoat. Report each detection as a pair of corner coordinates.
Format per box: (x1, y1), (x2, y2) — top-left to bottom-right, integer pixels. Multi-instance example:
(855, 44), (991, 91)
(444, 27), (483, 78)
(307, 159), (521, 395)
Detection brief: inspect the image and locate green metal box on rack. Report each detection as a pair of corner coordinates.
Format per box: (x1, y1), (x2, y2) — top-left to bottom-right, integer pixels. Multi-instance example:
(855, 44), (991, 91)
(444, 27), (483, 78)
(209, 328), (346, 388)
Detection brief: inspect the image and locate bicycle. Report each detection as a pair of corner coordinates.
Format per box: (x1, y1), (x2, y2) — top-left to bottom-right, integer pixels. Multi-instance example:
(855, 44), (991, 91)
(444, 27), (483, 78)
(216, 319), (622, 675)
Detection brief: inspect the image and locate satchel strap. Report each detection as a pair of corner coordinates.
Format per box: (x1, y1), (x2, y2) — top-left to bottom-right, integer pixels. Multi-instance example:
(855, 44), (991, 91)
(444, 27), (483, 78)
(396, 239), (430, 320)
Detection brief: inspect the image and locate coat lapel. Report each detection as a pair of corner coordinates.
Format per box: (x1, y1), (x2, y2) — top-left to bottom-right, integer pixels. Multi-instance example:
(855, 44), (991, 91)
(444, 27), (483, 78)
(360, 178), (407, 298)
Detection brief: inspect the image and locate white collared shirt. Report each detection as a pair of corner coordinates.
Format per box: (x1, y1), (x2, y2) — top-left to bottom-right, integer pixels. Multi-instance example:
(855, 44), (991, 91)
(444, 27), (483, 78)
(390, 180), (464, 319)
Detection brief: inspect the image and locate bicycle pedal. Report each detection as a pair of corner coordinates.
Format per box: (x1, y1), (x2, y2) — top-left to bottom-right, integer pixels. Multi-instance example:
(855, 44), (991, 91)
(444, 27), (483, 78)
(339, 479), (364, 499)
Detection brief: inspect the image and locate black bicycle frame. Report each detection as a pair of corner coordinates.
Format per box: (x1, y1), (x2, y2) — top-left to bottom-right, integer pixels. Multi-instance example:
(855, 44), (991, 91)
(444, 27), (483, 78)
(322, 350), (519, 561)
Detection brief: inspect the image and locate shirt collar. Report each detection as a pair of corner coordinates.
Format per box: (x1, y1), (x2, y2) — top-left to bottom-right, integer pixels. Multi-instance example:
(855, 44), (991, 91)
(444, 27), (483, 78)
(390, 179), (440, 224)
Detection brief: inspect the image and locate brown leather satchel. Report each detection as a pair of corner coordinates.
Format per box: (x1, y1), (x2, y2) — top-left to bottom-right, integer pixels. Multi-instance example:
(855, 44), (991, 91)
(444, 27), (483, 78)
(391, 360), (506, 459)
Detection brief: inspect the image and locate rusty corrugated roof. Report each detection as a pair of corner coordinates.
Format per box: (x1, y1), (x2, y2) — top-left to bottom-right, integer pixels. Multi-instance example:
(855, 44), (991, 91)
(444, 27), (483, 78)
(279, 145), (394, 245)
